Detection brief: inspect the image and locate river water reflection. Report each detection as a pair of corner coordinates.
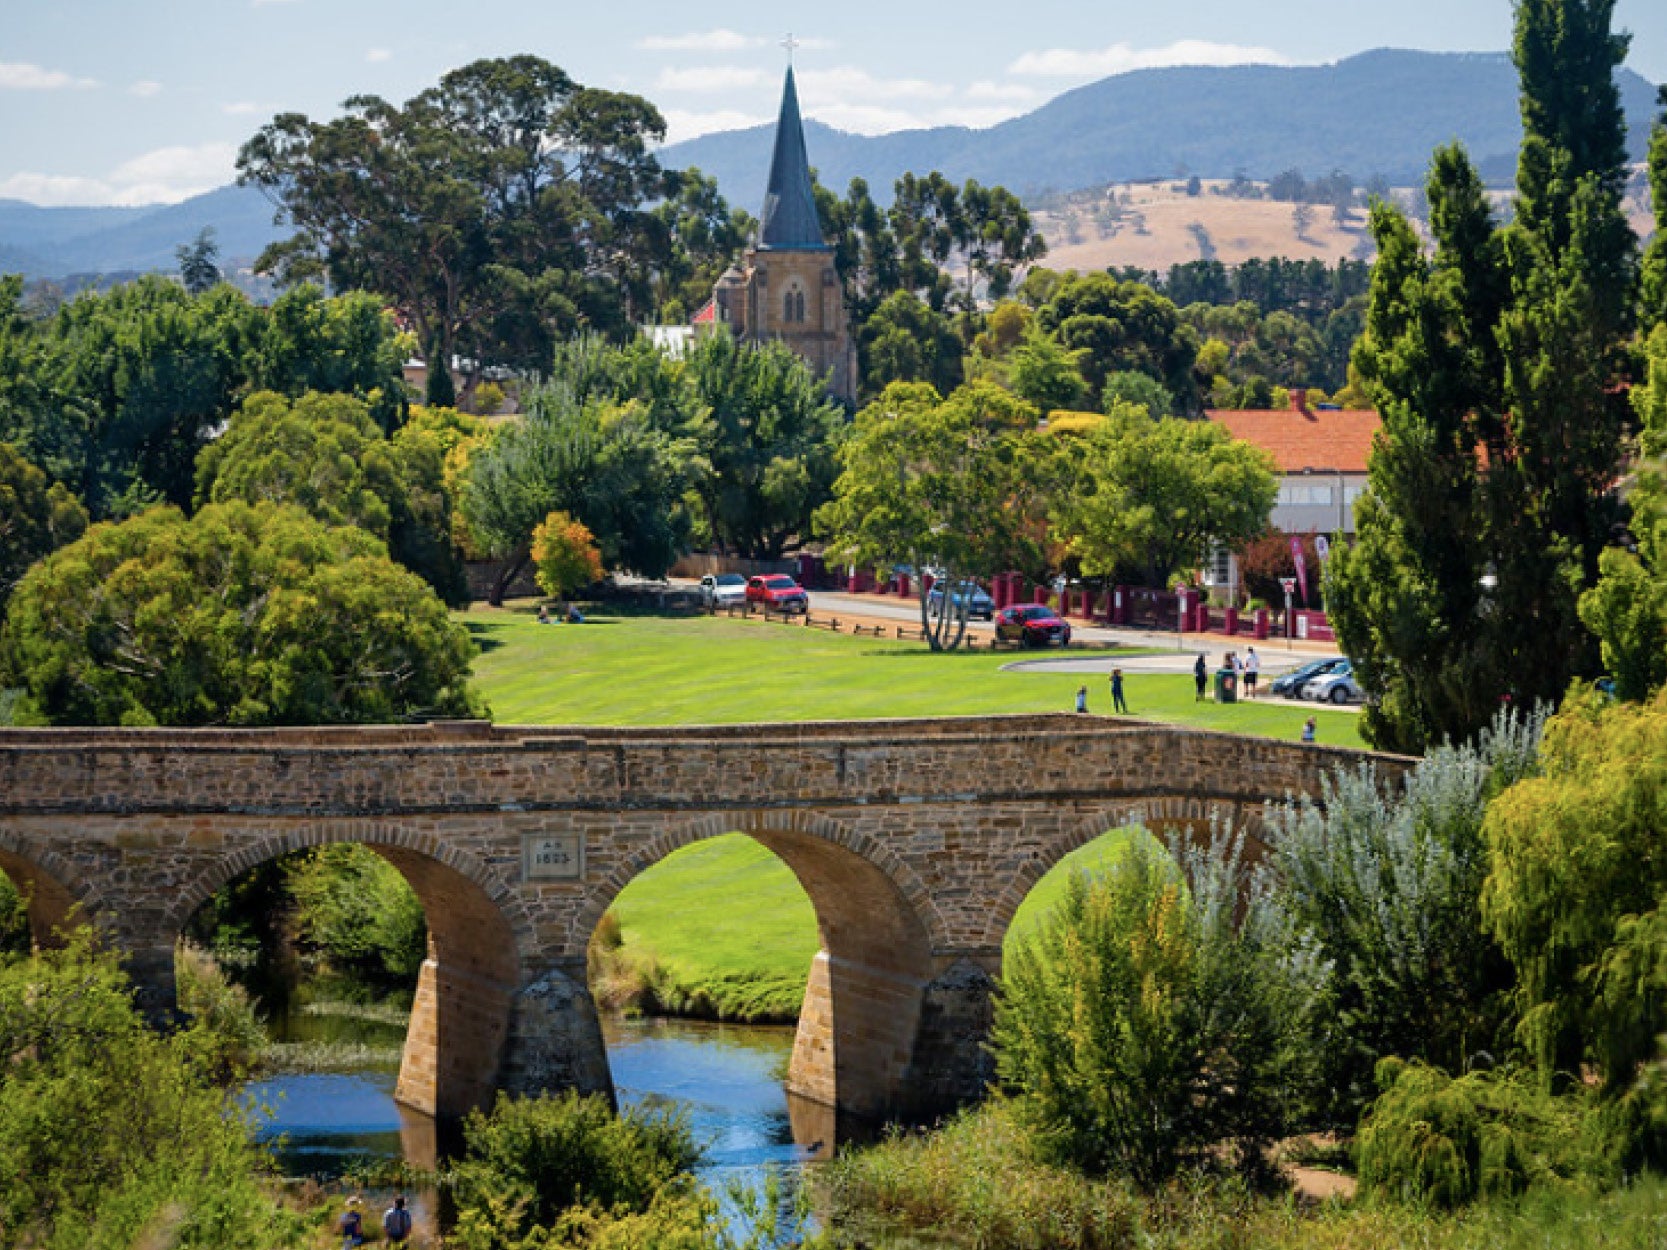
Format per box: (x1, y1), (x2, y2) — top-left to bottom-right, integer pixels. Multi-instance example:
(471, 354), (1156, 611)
(244, 1014), (813, 1189)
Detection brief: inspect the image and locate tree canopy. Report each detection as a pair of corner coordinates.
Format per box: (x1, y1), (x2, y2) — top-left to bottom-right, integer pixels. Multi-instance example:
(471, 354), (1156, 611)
(3, 501), (478, 727)
(816, 381), (1042, 651)
(238, 55), (675, 384)
(1051, 408), (1277, 590)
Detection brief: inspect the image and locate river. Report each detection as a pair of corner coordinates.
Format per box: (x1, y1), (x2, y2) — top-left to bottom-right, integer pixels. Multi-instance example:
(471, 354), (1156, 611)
(243, 1011), (816, 1192)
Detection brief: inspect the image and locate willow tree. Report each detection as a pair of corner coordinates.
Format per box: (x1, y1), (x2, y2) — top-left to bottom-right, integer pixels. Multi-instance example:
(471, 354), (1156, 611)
(815, 381), (1041, 651)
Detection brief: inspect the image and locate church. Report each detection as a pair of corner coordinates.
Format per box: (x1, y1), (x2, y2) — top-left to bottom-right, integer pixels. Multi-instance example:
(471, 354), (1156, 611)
(692, 67), (858, 405)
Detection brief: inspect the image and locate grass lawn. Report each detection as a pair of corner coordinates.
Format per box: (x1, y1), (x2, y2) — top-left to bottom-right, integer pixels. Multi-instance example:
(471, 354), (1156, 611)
(466, 604), (1364, 747)
(464, 603), (1360, 1023)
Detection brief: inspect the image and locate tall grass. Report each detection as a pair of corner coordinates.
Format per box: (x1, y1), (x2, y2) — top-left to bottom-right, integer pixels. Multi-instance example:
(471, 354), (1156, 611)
(823, 1100), (1667, 1250)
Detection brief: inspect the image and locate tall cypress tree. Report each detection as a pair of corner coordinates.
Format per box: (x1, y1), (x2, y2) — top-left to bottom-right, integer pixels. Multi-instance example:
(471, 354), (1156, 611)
(1328, 149), (1509, 752)
(1330, 0), (1638, 752)
(1641, 89), (1667, 331)
(1490, 0), (1636, 714)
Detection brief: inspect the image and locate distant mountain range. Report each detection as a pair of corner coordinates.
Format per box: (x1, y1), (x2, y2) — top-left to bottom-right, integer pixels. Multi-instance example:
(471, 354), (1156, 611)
(1, 49), (1659, 281)
(665, 49), (1661, 209)
(0, 185), (283, 282)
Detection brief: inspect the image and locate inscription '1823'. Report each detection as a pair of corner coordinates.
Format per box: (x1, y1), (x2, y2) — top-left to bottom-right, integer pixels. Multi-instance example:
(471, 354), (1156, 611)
(523, 833), (584, 882)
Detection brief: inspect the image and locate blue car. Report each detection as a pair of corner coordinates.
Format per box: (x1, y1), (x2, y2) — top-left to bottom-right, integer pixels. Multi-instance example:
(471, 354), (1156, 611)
(927, 580), (995, 620)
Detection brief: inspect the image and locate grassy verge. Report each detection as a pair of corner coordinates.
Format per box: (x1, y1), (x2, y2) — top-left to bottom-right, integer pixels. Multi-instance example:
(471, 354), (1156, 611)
(465, 604), (1364, 747)
(823, 1100), (1667, 1250)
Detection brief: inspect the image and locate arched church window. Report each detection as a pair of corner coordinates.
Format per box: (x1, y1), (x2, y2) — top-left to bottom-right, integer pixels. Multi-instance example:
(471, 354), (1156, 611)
(783, 286), (807, 324)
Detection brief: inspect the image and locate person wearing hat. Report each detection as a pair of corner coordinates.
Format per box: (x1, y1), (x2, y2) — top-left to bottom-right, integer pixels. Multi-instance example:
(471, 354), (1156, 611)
(338, 1196), (365, 1248)
(382, 1195), (413, 1245)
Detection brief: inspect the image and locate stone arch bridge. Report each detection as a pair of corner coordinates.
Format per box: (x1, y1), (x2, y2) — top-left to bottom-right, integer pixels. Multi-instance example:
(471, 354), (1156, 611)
(0, 716), (1405, 1127)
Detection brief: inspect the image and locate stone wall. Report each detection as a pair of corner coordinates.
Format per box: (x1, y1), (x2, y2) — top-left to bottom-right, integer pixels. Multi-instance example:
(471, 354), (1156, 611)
(0, 715), (1409, 1126)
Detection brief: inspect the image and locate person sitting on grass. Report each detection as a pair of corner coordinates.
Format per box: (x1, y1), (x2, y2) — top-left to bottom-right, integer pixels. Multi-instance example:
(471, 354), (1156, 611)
(1302, 716), (1317, 744)
(1074, 685), (1088, 714)
(338, 1196), (364, 1248)
(382, 1195), (412, 1246)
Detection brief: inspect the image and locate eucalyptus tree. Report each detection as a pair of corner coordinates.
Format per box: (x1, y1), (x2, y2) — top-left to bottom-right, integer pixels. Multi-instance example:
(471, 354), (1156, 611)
(816, 381), (1041, 651)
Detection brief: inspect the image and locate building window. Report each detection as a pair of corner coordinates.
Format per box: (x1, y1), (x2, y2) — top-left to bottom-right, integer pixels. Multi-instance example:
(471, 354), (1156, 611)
(1278, 485), (1335, 506)
(783, 287), (806, 324)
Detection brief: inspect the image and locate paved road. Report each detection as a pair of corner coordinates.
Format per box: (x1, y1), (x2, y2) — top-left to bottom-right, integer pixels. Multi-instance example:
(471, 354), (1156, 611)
(806, 589), (1343, 668)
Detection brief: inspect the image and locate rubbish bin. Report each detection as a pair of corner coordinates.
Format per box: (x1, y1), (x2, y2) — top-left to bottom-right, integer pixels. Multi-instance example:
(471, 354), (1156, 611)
(1214, 668), (1238, 704)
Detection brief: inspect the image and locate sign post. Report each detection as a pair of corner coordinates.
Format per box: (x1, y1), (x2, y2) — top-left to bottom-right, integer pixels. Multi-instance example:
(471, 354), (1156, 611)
(1279, 577), (1297, 651)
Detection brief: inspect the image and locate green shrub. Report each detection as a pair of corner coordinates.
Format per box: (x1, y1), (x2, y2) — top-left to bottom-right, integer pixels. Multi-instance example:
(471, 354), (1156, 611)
(0, 868), (29, 953)
(992, 828), (1327, 1187)
(175, 942), (268, 1079)
(447, 1090), (704, 1245)
(286, 843), (428, 987)
(1268, 707), (1543, 1125)
(1357, 1059), (1610, 1208)
(0, 931), (303, 1249)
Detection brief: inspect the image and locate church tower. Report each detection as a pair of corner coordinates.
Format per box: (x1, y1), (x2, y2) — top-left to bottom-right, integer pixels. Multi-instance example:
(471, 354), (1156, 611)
(705, 67), (857, 405)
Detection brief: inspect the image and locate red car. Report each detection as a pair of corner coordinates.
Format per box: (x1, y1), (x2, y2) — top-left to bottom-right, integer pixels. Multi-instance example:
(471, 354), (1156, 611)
(745, 574), (809, 614)
(995, 604), (1072, 647)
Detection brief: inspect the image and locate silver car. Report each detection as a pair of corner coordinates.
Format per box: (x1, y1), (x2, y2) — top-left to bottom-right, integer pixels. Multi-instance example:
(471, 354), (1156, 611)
(699, 573), (748, 607)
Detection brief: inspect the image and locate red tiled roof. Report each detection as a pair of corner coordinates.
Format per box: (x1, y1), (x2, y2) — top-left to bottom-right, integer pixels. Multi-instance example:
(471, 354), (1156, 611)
(1207, 408), (1381, 474)
(692, 299), (718, 325)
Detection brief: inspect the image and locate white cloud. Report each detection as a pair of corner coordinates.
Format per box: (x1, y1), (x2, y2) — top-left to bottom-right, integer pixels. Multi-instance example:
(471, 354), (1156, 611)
(221, 101), (262, 116)
(639, 30), (763, 52)
(1008, 39), (1291, 79)
(129, 80), (163, 98)
(965, 80), (1039, 102)
(798, 66), (954, 103)
(106, 142), (239, 205)
(0, 142), (239, 207)
(655, 65), (768, 93)
(366, 47), (393, 63)
(662, 108), (770, 144)
(0, 172), (114, 206)
(0, 61), (98, 90)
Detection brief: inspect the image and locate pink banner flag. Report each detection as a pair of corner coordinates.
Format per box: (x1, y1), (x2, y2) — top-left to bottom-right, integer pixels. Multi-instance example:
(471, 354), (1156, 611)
(1291, 537), (1310, 607)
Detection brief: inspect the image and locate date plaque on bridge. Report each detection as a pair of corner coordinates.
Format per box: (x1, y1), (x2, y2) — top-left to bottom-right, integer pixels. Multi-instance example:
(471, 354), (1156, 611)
(522, 833), (584, 882)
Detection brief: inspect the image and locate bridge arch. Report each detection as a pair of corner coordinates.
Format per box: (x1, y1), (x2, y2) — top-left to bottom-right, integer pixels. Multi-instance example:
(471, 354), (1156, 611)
(165, 821), (531, 1121)
(977, 796), (1271, 952)
(579, 809), (940, 1122)
(0, 831), (108, 948)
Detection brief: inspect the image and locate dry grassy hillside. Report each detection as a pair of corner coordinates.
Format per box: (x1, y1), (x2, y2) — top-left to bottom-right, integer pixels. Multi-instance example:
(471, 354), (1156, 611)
(1033, 177), (1657, 274)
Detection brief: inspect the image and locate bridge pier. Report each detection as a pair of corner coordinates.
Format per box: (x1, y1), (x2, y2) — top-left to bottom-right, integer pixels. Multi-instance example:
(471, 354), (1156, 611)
(498, 961), (615, 1109)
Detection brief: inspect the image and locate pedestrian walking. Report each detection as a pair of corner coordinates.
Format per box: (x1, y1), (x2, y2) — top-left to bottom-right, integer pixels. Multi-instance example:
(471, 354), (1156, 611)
(1074, 684), (1088, 714)
(1244, 647), (1260, 699)
(382, 1195), (413, 1246)
(1302, 716), (1317, 744)
(1194, 653), (1208, 701)
(1110, 668), (1129, 714)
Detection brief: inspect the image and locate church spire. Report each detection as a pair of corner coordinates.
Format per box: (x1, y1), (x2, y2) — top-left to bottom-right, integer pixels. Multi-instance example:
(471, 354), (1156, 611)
(758, 66), (827, 250)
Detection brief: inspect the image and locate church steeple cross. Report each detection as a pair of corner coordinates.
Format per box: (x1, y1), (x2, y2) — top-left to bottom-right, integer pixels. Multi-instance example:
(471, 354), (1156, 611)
(781, 33), (800, 63)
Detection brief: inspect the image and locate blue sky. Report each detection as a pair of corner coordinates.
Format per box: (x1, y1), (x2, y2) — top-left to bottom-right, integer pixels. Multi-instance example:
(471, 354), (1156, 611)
(2, 0), (1664, 207)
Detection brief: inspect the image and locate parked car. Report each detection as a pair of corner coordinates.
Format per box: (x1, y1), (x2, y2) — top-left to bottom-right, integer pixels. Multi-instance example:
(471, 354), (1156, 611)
(1303, 662), (1362, 705)
(699, 573), (748, 607)
(927, 580), (995, 621)
(994, 604), (1072, 647)
(745, 574), (809, 614)
(1269, 656), (1348, 699)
